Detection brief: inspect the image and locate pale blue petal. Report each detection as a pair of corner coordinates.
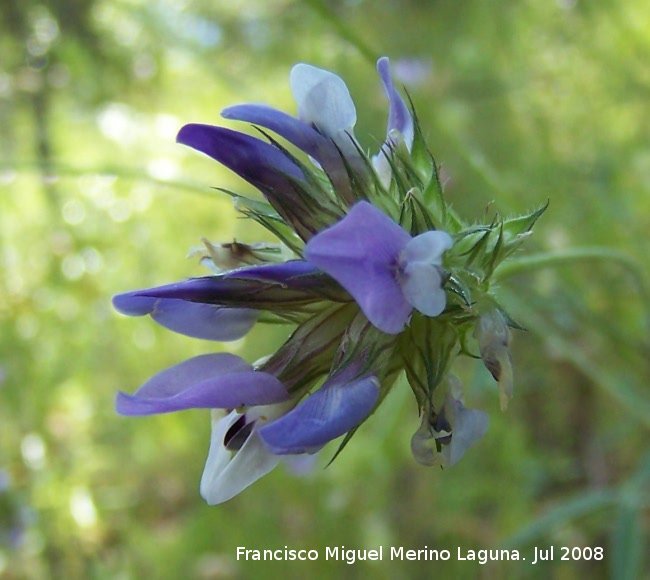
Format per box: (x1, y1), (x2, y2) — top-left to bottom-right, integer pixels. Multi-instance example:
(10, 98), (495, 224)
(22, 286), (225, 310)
(443, 402), (489, 466)
(399, 231), (453, 317)
(401, 230), (453, 264)
(290, 64), (357, 138)
(400, 262), (447, 317)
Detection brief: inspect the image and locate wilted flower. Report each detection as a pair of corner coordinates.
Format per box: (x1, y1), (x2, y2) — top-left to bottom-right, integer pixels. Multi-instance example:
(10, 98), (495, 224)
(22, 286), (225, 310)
(411, 375), (489, 467)
(475, 307), (514, 410)
(114, 56), (545, 503)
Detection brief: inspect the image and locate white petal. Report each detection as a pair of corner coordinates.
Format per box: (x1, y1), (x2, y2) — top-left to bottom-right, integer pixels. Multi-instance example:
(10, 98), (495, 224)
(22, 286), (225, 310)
(290, 64), (357, 138)
(200, 410), (280, 505)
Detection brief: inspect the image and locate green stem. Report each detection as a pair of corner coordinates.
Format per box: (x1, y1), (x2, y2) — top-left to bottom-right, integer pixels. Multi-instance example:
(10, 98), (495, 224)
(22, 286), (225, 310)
(498, 247), (647, 300)
(495, 247), (641, 280)
(496, 248), (650, 334)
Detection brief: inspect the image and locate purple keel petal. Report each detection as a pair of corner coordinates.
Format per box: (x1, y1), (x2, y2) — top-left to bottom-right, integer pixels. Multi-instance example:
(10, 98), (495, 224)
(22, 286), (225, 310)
(259, 375), (379, 454)
(304, 201), (412, 334)
(177, 124), (310, 230)
(113, 292), (257, 341)
(116, 353), (289, 415)
(373, 57), (415, 186)
(177, 123), (338, 240)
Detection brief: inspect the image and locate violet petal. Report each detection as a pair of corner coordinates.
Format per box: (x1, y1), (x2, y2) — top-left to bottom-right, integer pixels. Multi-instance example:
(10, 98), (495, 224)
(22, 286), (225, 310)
(113, 293), (258, 341)
(115, 353), (289, 415)
(221, 104), (333, 165)
(177, 123), (304, 183)
(259, 375), (379, 454)
(222, 103), (360, 202)
(177, 123), (311, 233)
(304, 201), (412, 333)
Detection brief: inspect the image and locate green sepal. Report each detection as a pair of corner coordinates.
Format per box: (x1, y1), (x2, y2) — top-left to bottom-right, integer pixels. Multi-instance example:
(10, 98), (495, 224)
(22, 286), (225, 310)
(408, 98), (436, 185)
(231, 194), (305, 256)
(258, 303), (358, 395)
(399, 187), (438, 235)
(502, 199), (549, 239)
(400, 315), (458, 412)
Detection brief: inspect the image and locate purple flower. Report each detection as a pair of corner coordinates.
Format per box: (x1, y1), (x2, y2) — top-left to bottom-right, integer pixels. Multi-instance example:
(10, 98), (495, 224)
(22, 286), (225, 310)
(112, 55), (536, 504)
(305, 201), (453, 334)
(200, 366), (379, 503)
(194, 58), (411, 212)
(115, 349), (379, 503)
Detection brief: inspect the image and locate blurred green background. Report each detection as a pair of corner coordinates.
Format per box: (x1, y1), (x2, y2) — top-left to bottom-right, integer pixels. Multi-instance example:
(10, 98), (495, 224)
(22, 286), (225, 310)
(1, 0), (648, 578)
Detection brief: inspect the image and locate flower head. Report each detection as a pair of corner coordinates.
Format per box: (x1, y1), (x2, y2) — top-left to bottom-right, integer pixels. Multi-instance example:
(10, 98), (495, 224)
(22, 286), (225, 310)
(113, 56), (544, 503)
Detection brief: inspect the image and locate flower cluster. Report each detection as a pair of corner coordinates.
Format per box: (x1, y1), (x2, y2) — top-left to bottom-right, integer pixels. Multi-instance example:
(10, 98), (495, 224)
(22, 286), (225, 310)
(114, 57), (545, 504)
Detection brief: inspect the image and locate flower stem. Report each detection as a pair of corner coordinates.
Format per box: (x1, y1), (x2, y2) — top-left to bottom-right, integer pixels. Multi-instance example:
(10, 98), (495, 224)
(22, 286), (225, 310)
(495, 247), (650, 332)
